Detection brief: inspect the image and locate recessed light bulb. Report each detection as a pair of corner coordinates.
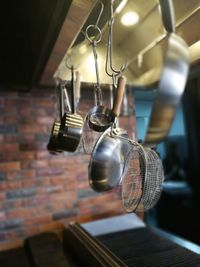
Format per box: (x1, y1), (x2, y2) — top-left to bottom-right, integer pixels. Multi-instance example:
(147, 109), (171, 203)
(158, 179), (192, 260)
(121, 11), (139, 26)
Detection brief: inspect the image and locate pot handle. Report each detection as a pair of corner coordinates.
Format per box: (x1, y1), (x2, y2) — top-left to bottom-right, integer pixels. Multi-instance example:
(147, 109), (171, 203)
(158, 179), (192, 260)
(112, 75), (127, 117)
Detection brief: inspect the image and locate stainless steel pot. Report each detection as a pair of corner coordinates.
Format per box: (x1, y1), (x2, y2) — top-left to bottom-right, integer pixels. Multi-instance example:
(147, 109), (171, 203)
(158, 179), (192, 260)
(89, 76), (129, 192)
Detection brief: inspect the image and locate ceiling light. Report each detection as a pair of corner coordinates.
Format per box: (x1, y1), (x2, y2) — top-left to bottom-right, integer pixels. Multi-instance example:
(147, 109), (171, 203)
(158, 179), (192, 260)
(121, 11), (139, 26)
(116, 0), (128, 14)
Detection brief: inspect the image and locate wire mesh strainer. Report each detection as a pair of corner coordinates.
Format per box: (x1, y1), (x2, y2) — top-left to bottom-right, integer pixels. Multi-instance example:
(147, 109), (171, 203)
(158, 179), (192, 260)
(121, 142), (146, 212)
(137, 147), (164, 212)
(121, 142), (164, 212)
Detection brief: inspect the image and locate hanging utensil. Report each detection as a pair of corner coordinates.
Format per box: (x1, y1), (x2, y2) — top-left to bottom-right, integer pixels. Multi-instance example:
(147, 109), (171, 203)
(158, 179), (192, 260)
(159, 0), (175, 33)
(85, 2), (117, 132)
(58, 66), (84, 152)
(47, 81), (65, 155)
(121, 0), (190, 213)
(88, 76), (129, 192)
(85, 28), (115, 132)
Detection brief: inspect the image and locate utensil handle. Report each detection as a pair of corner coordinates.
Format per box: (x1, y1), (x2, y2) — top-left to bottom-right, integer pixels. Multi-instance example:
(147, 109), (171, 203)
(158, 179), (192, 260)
(159, 0), (175, 33)
(64, 87), (71, 113)
(59, 84), (64, 121)
(75, 71), (81, 102)
(71, 67), (76, 113)
(112, 75), (126, 117)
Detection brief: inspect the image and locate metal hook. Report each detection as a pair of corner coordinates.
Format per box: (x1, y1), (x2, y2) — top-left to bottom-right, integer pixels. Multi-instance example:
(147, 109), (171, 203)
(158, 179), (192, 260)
(85, 1), (104, 44)
(105, 0), (127, 79)
(65, 56), (79, 70)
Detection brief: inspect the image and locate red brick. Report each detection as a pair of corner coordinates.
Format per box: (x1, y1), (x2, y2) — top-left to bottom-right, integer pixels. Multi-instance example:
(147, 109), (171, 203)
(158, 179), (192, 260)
(6, 171), (21, 180)
(21, 179), (36, 188)
(19, 151), (35, 160)
(4, 98), (19, 106)
(0, 143), (19, 153)
(30, 160), (49, 169)
(1, 153), (20, 162)
(0, 135), (4, 143)
(21, 169), (36, 179)
(4, 135), (18, 143)
(0, 211), (6, 222)
(36, 116), (54, 125)
(50, 176), (68, 186)
(0, 192), (5, 201)
(5, 115), (19, 124)
(35, 150), (50, 159)
(19, 107), (33, 116)
(7, 181), (22, 190)
(7, 208), (32, 219)
(36, 168), (64, 177)
(0, 162), (20, 172)
(34, 99), (53, 107)
(19, 133), (35, 143)
(0, 182), (7, 190)
(49, 158), (68, 167)
(23, 195), (49, 207)
(4, 199), (23, 210)
(20, 160), (30, 169)
(37, 185), (63, 194)
(19, 124), (47, 134)
(17, 98), (32, 106)
(25, 213), (52, 225)
(36, 177), (50, 186)
(6, 229), (24, 241)
(38, 221), (62, 233)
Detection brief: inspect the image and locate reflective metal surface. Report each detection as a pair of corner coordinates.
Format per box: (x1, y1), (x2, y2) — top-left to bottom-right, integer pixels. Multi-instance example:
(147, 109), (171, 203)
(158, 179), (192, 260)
(145, 33), (190, 144)
(88, 127), (130, 192)
(59, 113), (84, 152)
(159, 0), (175, 33)
(88, 105), (115, 132)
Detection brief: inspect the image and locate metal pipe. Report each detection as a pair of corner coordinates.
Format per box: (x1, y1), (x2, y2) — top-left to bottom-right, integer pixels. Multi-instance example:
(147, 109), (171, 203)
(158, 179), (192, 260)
(127, 6), (200, 66)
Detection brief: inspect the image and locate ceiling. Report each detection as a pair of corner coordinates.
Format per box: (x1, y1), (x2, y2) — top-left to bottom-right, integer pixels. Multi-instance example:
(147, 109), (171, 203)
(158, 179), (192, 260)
(0, 0), (200, 90)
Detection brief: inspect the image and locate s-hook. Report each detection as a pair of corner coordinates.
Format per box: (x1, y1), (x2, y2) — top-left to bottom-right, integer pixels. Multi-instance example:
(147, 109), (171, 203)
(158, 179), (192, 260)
(85, 1), (104, 106)
(105, 0), (127, 88)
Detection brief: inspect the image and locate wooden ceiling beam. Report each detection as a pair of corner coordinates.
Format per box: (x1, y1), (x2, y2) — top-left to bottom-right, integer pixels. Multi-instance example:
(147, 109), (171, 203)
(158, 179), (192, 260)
(39, 0), (95, 86)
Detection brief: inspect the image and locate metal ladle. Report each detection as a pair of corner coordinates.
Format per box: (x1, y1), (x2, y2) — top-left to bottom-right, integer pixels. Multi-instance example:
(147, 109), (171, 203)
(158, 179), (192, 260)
(88, 76), (129, 192)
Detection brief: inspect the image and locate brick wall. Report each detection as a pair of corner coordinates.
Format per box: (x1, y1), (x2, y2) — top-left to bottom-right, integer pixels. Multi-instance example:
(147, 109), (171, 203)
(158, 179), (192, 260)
(0, 86), (136, 251)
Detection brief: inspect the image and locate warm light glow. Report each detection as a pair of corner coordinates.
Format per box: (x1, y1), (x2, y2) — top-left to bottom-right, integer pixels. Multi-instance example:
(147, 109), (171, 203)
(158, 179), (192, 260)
(116, 0), (128, 14)
(86, 54), (95, 72)
(79, 44), (87, 54)
(121, 11), (139, 26)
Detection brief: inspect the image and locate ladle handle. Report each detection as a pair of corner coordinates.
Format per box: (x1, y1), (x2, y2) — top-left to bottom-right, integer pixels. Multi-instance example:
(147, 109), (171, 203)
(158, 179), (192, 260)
(71, 67), (76, 114)
(59, 84), (64, 121)
(112, 75), (126, 117)
(159, 0), (175, 33)
(75, 71), (81, 103)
